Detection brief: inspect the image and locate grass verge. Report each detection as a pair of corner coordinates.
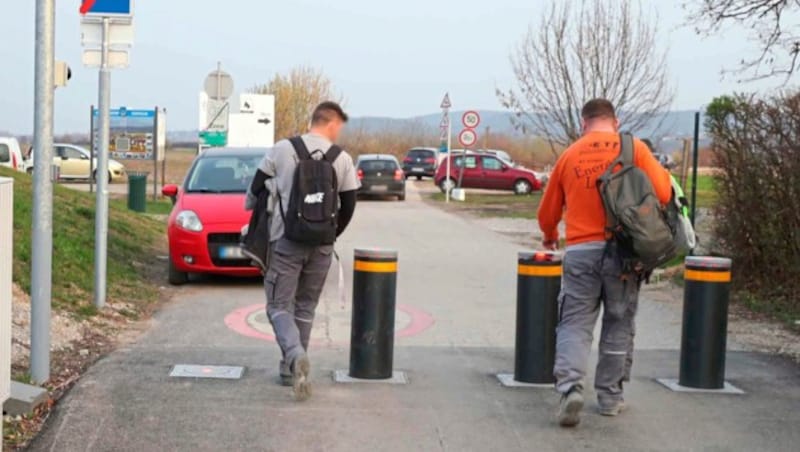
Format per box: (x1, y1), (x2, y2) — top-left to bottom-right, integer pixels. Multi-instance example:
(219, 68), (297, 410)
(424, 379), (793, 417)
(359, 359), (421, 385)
(428, 191), (542, 219)
(2, 166), (166, 318)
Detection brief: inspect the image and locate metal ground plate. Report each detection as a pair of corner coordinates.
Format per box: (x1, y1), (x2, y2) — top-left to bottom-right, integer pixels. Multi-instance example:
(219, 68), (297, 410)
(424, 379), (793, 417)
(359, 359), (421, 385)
(333, 370), (408, 385)
(656, 378), (745, 394)
(496, 373), (555, 389)
(170, 365), (245, 380)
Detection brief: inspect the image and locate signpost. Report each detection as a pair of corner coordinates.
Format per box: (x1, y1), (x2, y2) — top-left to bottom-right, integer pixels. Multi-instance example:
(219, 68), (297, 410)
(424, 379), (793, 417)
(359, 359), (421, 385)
(455, 110), (481, 200)
(199, 63), (234, 149)
(80, 0), (134, 314)
(440, 93), (452, 202)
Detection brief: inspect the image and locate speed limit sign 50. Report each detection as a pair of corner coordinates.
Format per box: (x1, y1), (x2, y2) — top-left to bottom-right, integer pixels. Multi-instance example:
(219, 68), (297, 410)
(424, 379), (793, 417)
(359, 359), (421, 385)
(462, 111), (480, 129)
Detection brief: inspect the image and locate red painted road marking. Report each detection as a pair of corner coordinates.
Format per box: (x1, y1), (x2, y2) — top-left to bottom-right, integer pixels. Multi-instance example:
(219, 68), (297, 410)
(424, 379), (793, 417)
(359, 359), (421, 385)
(224, 304), (435, 344)
(80, 0), (97, 15)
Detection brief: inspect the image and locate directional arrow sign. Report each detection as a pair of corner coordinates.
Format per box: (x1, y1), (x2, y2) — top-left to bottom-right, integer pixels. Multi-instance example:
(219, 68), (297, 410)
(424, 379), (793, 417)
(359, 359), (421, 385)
(440, 93), (452, 109)
(257, 118), (271, 125)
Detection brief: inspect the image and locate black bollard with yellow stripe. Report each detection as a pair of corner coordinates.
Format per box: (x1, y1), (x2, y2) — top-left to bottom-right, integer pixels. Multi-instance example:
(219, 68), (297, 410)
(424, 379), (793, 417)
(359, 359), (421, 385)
(350, 249), (398, 380)
(514, 251), (562, 384)
(679, 256), (732, 389)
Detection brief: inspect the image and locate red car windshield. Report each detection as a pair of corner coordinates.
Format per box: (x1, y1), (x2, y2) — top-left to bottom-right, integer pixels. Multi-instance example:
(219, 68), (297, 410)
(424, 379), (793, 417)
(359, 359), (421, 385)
(186, 156), (261, 193)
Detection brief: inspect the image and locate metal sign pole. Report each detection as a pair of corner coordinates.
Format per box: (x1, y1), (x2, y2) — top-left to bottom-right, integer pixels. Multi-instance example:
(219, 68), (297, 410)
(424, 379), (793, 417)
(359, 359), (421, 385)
(445, 117), (451, 203)
(89, 105), (95, 194)
(93, 17), (112, 309)
(153, 105), (158, 201)
(30, 0), (56, 384)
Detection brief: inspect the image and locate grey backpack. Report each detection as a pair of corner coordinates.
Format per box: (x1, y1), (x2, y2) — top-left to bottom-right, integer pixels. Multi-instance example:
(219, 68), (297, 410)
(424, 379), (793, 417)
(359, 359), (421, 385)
(597, 133), (677, 272)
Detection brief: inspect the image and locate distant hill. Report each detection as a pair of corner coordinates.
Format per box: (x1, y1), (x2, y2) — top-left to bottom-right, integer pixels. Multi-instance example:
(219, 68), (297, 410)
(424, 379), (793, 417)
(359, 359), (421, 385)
(168, 110), (709, 151)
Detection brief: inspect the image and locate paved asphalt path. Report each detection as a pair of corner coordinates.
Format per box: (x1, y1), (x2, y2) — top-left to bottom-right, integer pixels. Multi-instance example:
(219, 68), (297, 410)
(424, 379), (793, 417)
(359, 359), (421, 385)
(31, 182), (800, 451)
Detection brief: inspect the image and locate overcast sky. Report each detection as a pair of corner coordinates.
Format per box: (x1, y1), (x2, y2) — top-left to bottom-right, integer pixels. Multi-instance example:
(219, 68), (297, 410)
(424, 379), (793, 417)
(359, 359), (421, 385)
(1, 0), (780, 133)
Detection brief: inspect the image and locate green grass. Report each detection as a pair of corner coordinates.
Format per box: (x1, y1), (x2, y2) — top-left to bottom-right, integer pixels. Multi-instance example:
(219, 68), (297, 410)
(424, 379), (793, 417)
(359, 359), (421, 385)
(1, 167), (166, 317)
(108, 197), (174, 216)
(429, 192), (542, 219)
(678, 174), (718, 209)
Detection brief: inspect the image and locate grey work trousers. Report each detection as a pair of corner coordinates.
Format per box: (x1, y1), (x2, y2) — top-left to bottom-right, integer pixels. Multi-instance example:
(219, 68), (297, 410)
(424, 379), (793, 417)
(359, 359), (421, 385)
(554, 245), (639, 403)
(264, 238), (333, 366)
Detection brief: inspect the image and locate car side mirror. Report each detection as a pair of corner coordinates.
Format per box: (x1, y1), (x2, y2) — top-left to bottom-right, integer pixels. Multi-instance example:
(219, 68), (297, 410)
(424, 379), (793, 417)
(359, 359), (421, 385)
(162, 184), (179, 204)
(61, 155), (69, 160)
(502, 165), (509, 172)
(81, 154), (90, 160)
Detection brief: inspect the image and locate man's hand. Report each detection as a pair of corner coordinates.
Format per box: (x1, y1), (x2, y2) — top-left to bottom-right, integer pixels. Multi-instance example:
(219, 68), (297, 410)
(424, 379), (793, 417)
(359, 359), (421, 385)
(542, 239), (558, 251)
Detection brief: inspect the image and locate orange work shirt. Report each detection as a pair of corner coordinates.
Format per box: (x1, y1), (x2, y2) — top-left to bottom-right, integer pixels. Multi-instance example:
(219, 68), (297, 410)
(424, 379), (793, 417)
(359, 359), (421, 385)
(537, 131), (672, 247)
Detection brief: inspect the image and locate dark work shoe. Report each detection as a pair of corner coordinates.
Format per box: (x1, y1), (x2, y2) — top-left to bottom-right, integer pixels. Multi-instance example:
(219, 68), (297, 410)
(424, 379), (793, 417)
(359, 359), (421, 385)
(279, 360), (292, 387)
(291, 354), (311, 402)
(598, 398), (627, 417)
(557, 387), (584, 427)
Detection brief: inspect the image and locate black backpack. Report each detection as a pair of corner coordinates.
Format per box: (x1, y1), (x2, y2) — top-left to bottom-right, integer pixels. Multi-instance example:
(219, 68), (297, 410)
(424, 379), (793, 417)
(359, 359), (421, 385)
(597, 133), (677, 273)
(279, 136), (342, 246)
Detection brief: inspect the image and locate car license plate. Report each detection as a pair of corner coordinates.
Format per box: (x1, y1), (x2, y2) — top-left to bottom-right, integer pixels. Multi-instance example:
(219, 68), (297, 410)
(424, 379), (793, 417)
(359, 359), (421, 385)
(372, 185), (388, 192)
(412, 167), (424, 172)
(219, 246), (244, 259)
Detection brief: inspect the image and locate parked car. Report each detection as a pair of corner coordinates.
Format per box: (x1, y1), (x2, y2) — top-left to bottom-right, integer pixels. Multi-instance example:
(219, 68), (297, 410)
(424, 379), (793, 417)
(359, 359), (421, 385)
(435, 152), (542, 195)
(402, 147), (438, 180)
(0, 137), (24, 172)
(25, 143), (126, 182)
(356, 154), (406, 201)
(162, 147), (264, 284)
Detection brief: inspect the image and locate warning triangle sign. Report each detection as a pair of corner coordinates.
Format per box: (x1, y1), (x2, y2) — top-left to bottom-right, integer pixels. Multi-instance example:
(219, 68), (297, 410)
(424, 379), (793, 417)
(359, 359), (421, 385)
(440, 93), (452, 109)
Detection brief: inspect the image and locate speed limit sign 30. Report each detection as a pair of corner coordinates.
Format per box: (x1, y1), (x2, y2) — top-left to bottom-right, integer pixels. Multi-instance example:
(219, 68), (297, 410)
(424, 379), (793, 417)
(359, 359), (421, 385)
(458, 129), (478, 148)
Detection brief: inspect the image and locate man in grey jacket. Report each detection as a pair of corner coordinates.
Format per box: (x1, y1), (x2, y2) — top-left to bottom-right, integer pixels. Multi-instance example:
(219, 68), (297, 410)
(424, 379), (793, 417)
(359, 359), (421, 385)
(245, 102), (359, 401)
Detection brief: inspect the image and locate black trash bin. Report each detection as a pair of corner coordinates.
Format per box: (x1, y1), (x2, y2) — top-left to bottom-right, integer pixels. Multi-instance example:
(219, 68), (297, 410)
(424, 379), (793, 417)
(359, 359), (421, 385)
(127, 172), (148, 213)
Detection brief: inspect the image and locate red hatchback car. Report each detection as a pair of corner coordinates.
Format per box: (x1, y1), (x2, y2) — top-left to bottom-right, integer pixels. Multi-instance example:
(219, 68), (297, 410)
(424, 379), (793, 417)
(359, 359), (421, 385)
(162, 147), (264, 284)
(435, 152), (542, 195)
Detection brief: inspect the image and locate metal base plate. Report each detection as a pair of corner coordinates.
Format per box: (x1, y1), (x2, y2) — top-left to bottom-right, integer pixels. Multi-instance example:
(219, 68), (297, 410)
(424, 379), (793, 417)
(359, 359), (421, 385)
(333, 370), (408, 385)
(496, 373), (554, 389)
(656, 378), (745, 394)
(170, 365), (245, 380)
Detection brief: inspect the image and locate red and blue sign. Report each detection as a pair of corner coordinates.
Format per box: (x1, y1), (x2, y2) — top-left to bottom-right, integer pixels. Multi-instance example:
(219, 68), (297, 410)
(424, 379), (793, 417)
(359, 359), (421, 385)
(80, 0), (132, 16)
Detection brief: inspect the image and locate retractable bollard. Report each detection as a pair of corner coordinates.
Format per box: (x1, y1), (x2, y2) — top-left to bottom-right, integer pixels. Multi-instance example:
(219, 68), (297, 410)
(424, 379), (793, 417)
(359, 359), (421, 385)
(514, 251), (562, 384)
(679, 256), (732, 389)
(349, 249), (398, 380)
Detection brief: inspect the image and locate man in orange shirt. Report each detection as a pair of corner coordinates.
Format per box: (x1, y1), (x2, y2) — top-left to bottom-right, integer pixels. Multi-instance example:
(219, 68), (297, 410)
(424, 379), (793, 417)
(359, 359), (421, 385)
(538, 99), (671, 427)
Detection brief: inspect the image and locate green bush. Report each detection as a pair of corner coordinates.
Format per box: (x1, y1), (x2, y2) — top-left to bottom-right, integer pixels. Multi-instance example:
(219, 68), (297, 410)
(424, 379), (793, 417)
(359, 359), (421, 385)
(705, 93), (800, 319)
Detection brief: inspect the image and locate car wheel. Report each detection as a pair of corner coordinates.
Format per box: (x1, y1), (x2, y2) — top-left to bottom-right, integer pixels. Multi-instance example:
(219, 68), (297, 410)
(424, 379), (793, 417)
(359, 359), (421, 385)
(26, 168), (33, 175)
(93, 170), (112, 184)
(398, 192), (406, 201)
(415, 175), (423, 181)
(168, 256), (189, 285)
(514, 179), (532, 195)
(439, 178), (456, 194)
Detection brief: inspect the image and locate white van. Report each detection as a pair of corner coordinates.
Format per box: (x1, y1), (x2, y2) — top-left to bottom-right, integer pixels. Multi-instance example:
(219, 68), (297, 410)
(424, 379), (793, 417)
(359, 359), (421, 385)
(0, 137), (24, 172)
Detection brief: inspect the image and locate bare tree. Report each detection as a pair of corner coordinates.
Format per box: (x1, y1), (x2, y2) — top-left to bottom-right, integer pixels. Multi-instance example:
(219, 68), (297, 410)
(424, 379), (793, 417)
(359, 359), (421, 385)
(252, 66), (342, 140)
(686, 0), (800, 81)
(497, 0), (674, 153)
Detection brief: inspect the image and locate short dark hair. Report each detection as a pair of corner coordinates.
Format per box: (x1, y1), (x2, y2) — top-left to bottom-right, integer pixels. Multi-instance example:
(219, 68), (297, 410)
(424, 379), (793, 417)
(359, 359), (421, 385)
(311, 101), (348, 126)
(581, 98), (616, 121)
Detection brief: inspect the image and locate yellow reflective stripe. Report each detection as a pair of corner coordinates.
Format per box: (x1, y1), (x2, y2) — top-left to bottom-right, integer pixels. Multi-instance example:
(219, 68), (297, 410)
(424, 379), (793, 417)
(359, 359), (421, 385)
(685, 269), (731, 283)
(518, 264), (562, 277)
(354, 260), (398, 273)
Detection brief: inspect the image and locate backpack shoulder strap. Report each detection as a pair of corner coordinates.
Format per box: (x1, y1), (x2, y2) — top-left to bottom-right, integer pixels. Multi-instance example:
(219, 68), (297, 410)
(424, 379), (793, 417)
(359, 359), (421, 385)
(324, 145), (343, 163)
(289, 136), (312, 161)
(620, 132), (634, 166)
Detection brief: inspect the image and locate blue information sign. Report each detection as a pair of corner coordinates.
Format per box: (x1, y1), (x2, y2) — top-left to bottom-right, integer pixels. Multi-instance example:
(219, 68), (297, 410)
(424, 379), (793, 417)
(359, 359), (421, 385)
(82, 0), (132, 16)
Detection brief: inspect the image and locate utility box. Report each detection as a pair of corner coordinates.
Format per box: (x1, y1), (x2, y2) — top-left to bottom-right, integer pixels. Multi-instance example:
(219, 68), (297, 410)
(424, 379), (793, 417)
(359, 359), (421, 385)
(0, 177), (12, 413)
